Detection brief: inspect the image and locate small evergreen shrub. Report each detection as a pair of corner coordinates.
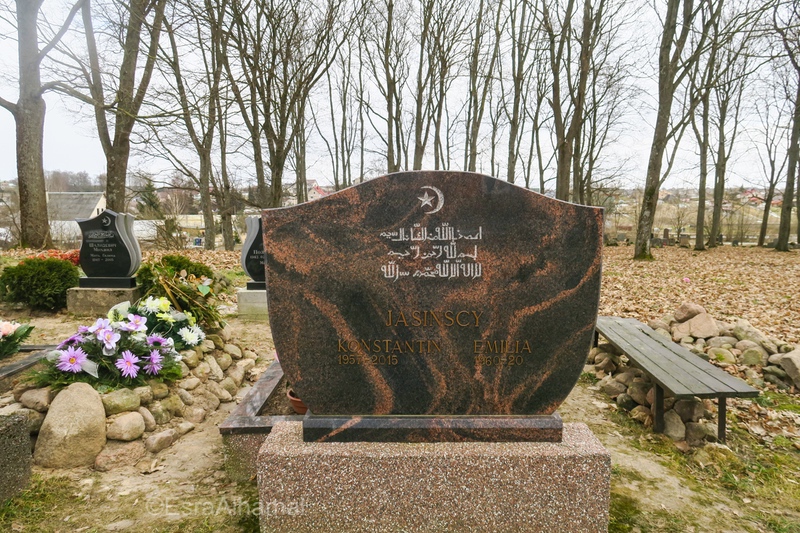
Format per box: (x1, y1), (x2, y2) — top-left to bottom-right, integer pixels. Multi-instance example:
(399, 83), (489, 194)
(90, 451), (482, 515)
(0, 258), (79, 310)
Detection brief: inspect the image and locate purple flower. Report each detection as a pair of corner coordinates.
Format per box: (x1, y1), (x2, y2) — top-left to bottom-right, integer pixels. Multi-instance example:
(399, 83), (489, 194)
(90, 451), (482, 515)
(115, 350), (140, 378)
(122, 314), (148, 333)
(77, 325), (90, 334)
(88, 318), (110, 333)
(57, 333), (84, 350)
(98, 328), (121, 351)
(56, 346), (88, 373)
(146, 335), (168, 347)
(144, 349), (163, 375)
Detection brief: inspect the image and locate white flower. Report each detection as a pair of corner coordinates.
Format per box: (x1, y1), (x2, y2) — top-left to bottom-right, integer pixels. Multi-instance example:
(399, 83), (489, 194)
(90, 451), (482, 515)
(141, 297), (161, 315)
(178, 326), (200, 346)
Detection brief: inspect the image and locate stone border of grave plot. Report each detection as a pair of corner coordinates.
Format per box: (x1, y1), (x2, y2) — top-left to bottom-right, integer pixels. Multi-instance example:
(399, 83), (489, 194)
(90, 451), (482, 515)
(0, 331), (265, 471)
(591, 302), (799, 448)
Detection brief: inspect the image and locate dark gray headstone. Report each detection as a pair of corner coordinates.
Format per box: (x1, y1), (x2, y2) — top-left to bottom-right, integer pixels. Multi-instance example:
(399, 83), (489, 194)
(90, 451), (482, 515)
(241, 216), (266, 290)
(77, 209), (141, 288)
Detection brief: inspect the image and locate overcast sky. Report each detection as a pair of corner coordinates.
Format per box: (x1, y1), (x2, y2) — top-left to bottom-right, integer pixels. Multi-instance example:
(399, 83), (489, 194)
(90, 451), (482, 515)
(0, 3), (773, 193)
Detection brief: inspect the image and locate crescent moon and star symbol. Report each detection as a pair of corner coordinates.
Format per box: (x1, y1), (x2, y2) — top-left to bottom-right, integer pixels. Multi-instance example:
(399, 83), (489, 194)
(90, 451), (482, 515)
(418, 186), (444, 214)
(101, 216), (112, 227)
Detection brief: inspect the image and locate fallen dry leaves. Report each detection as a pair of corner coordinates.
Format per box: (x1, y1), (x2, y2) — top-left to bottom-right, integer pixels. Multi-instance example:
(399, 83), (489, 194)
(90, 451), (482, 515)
(3, 244), (799, 344)
(599, 246), (800, 345)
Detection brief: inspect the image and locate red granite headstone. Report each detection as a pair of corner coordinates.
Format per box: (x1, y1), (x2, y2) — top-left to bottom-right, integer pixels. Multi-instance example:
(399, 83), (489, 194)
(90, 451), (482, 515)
(262, 171), (603, 442)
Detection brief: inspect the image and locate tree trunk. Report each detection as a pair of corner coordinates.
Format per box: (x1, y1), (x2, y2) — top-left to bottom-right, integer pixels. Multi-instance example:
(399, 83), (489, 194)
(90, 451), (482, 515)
(12, 0), (52, 248)
(777, 83), (800, 251)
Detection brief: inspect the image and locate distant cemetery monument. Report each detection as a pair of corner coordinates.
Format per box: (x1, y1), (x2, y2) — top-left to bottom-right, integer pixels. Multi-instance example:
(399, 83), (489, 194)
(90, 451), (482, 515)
(236, 216), (269, 318)
(253, 171), (611, 532)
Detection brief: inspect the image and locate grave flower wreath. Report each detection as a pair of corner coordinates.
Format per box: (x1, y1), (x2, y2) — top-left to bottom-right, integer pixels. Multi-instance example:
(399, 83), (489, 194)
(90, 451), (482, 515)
(0, 320), (34, 359)
(31, 297), (205, 389)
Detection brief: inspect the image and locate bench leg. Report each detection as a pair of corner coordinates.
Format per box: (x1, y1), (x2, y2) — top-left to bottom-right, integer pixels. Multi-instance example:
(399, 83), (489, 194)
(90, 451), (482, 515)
(718, 397), (727, 444)
(653, 385), (664, 434)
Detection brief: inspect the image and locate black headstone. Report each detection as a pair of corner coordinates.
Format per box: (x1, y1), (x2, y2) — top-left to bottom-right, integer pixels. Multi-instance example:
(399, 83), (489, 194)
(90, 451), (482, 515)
(241, 216), (266, 290)
(77, 209), (140, 288)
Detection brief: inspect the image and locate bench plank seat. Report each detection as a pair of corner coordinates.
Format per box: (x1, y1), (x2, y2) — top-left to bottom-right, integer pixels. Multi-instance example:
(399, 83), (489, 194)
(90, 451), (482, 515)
(595, 316), (759, 443)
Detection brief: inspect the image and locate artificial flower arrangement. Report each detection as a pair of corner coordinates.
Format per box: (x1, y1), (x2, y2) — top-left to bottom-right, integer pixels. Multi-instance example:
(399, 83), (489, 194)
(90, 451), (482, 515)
(30, 296), (205, 389)
(0, 320), (35, 359)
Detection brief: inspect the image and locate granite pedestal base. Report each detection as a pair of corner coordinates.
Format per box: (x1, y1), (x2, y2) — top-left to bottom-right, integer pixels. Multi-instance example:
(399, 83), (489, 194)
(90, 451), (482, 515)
(67, 286), (142, 316)
(258, 421), (610, 533)
(237, 289), (268, 319)
(0, 414), (31, 503)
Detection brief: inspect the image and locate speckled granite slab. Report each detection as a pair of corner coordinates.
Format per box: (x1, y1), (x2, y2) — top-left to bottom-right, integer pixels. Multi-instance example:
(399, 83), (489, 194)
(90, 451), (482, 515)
(262, 171), (602, 440)
(258, 421), (610, 532)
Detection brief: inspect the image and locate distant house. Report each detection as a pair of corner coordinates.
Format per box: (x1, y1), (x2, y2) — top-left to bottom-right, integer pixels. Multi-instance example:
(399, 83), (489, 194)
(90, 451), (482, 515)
(47, 191), (106, 243)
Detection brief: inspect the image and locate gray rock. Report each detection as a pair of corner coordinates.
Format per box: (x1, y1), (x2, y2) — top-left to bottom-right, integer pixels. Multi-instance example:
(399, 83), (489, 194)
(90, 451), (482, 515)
(673, 399), (704, 423)
(181, 349), (201, 369)
(19, 387), (53, 413)
(781, 344), (796, 354)
(149, 381), (169, 400)
(191, 387), (220, 413)
(237, 359), (256, 372)
(707, 348), (736, 364)
(663, 410), (686, 441)
(205, 380), (233, 402)
(219, 377), (238, 397)
(148, 401), (172, 425)
(206, 334), (225, 349)
(763, 366), (788, 379)
(655, 328), (671, 339)
(778, 350), (800, 388)
(627, 382), (650, 406)
(94, 440), (145, 472)
(178, 361), (191, 378)
(674, 303), (705, 323)
(768, 353), (785, 365)
(707, 336), (739, 349)
(686, 422), (717, 445)
(12, 382), (37, 402)
(192, 361), (211, 381)
(243, 350), (258, 360)
(182, 406), (207, 424)
(176, 421), (195, 436)
(226, 365), (246, 387)
(106, 412), (145, 442)
(630, 406), (651, 425)
(101, 388), (140, 416)
(144, 429), (177, 453)
(218, 325), (232, 342)
(616, 393), (637, 411)
(160, 394), (185, 417)
(614, 371), (637, 387)
(199, 339), (216, 353)
(648, 319), (670, 331)
(177, 388), (194, 406)
(215, 352), (233, 371)
(733, 319), (778, 354)
(740, 347), (768, 366)
(204, 355), (225, 381)
(179, 377), (201, 391)
(764, 373), (790, 389)
(133, 386), (153, 405)
(224, 344), (243, 359)
(686, 313), (719, 339)
(594, 357), (616, 374)
(671, 322), (691, 342)
(0, 414), (31, 502)
(137, 407), (157, 432)
(34, 383), (106, 468)
(735, 340), (760, 352)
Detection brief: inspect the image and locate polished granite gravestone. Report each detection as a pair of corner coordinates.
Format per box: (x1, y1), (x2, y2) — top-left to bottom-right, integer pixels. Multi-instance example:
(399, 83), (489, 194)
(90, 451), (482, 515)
(262, 171), (603, 442)
(237, 216), (269, 318)
(76, 209), (141, 288)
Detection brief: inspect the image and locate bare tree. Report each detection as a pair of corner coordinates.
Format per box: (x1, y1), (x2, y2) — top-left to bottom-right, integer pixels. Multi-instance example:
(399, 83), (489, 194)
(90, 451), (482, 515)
(633, 0), (720, 259)
(0, 1), (84, 247)
(773, 1), (800, 251)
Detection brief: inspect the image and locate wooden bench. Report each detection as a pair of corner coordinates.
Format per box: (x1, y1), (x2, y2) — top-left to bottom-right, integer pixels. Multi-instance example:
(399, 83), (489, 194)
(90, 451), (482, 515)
(594, 316), (759, 443)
